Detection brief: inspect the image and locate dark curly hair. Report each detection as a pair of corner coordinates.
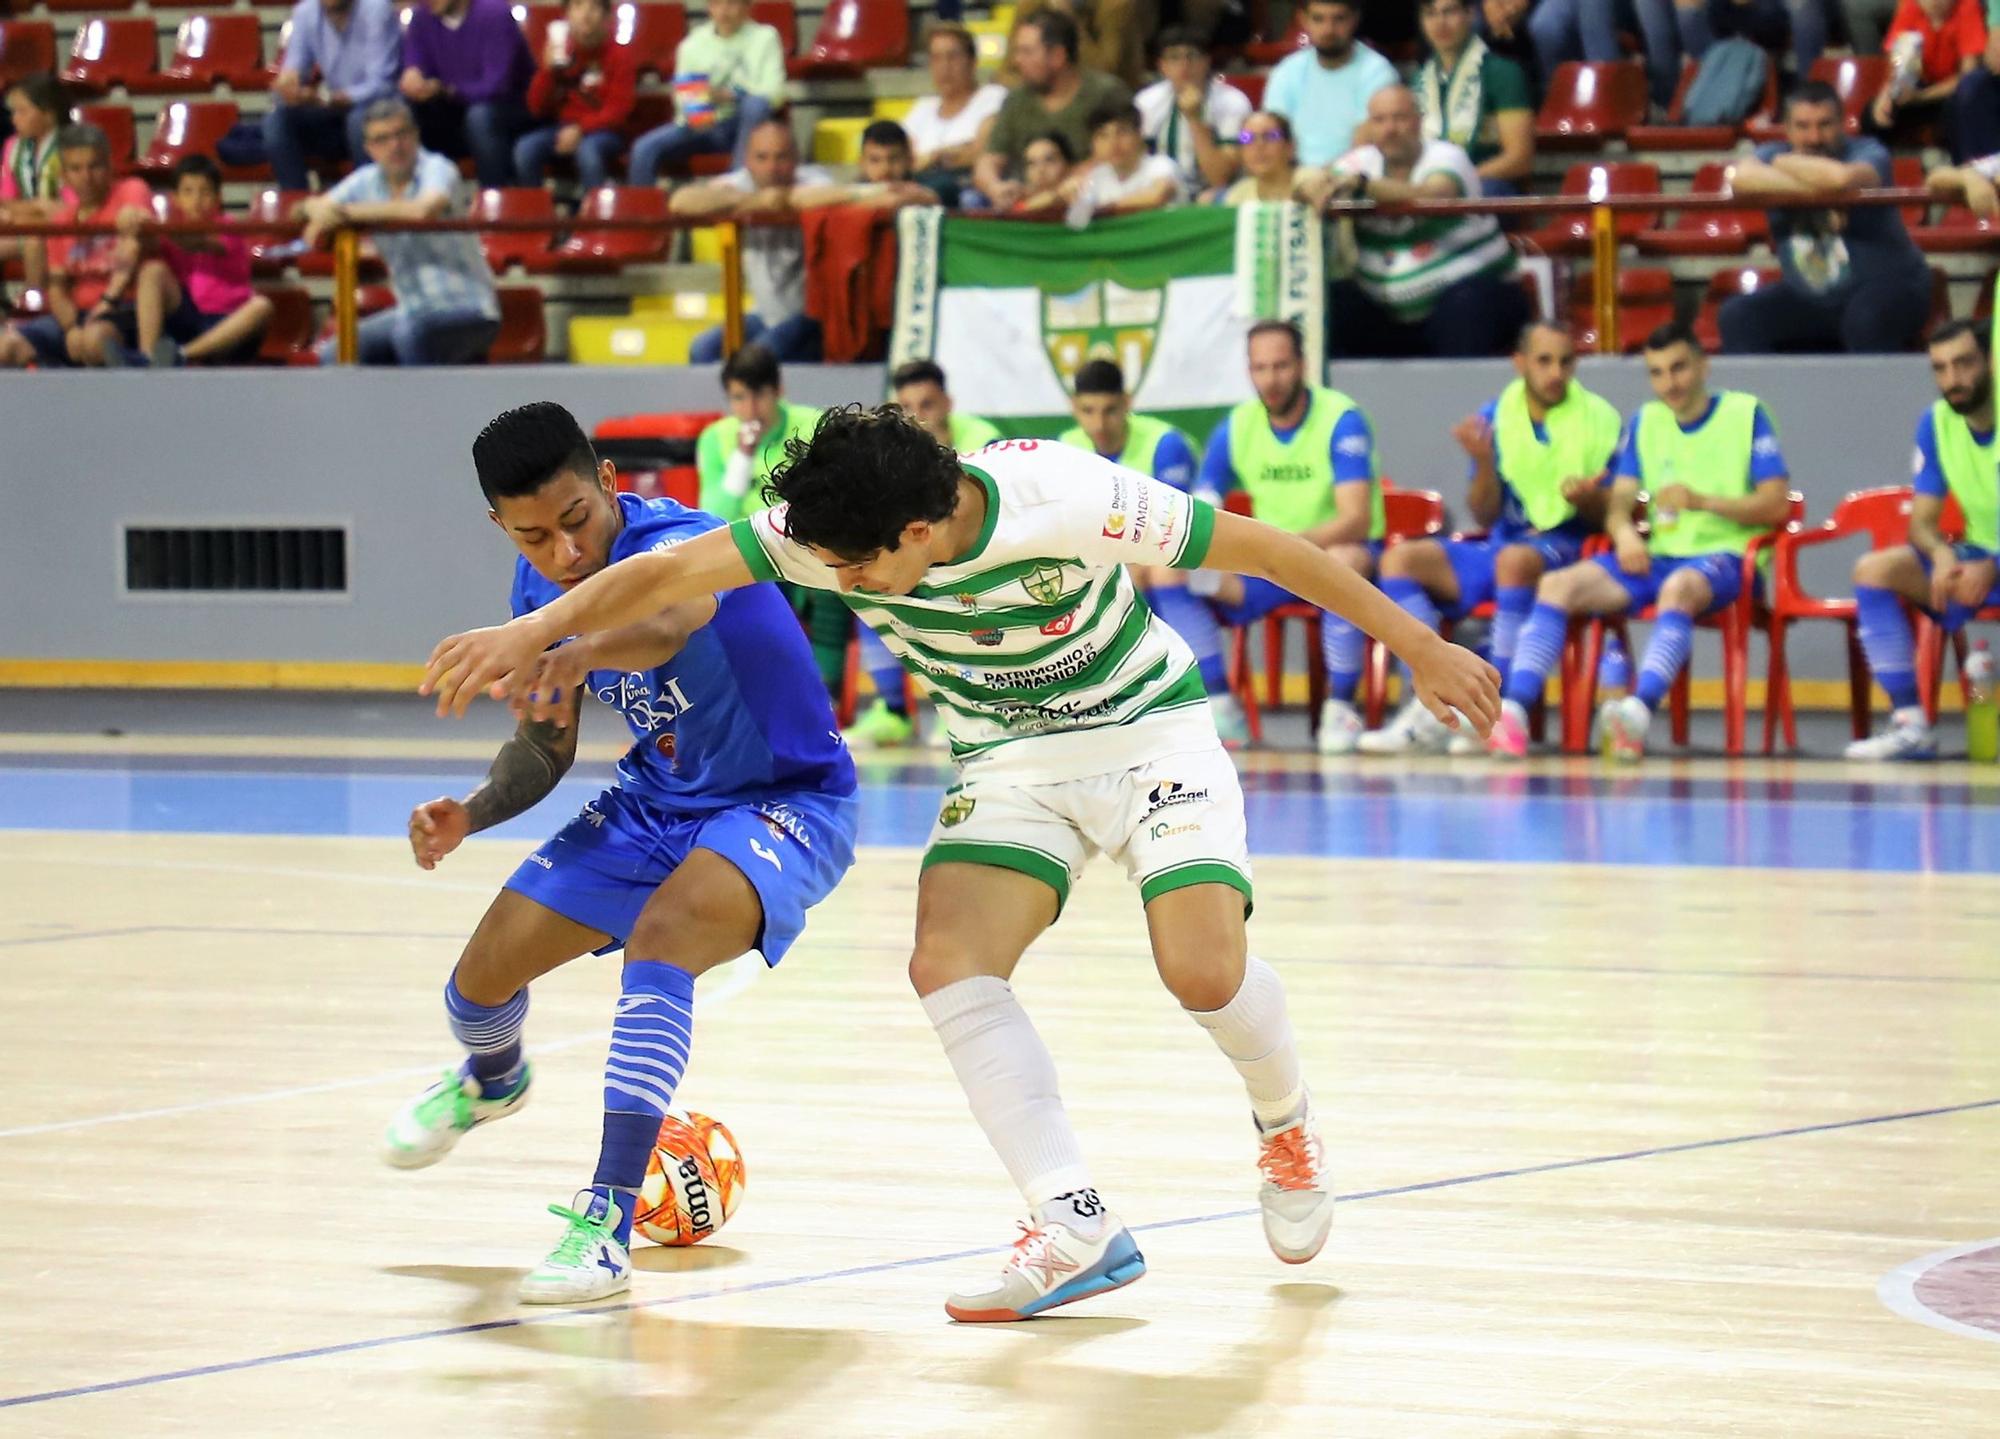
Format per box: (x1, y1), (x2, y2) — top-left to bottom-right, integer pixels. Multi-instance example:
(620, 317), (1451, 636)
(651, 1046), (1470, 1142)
(765, 404), (964, 559)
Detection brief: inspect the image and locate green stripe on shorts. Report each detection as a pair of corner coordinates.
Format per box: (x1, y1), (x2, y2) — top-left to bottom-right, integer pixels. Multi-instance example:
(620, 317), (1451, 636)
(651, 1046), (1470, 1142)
(1138, 860), (1253, 916)
(922, 840), (1074, 916)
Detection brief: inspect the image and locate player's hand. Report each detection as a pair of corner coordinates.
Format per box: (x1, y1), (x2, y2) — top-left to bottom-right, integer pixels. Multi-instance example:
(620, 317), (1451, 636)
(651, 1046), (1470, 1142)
(1653, 483), (1699, 514)
(409, 797), (471, 869)
(1931, 548), (1962, 612)
(1450, 415), (1494, 464)
(421, 618), (551, 717)
(1409, 637), (1501, 737)
(515, 642), (593, 726)
(1560, 474), (1600, 503)
(1615, 529), (1650, 576)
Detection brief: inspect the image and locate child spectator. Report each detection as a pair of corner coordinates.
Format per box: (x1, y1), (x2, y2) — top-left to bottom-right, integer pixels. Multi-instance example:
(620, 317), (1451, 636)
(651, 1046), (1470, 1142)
(514, 0), (637, 190)
(105, 155), (276, 368)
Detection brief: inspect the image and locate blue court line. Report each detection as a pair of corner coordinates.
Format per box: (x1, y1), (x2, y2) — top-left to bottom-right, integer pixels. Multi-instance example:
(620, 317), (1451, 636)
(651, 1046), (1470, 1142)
(5, 1093), (1995, 1412)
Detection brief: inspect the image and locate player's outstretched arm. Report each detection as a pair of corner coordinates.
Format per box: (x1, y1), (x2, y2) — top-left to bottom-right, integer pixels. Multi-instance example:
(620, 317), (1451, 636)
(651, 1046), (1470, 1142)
(409, 689), (581, 869)
(1202, 509), (1501, 735)
(518, 597), (721, 726)
(422, 527), (753, 717)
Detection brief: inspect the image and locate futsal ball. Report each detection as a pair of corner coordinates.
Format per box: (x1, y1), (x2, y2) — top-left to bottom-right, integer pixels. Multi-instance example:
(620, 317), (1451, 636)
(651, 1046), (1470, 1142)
(634, 1110), (745, 1246)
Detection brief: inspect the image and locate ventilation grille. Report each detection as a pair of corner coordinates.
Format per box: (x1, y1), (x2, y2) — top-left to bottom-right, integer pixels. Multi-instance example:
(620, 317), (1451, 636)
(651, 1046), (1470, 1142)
(124, 526), (348, 593)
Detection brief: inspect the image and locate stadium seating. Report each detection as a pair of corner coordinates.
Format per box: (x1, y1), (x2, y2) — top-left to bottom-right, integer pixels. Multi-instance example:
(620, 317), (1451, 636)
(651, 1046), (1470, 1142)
(550, 184), (672, 271)
(474, 187), (561, 275)
(1748, 55), (1888, 140)
(1633, 163), (1770, 257)
(62, 17), (161, 94)
(612, 1), (689, 76)
(751, 2), (799, 57)
(1629, 57), (1776, 151)
(1763, 486), (1914, 752)
(1535, 61), (1647, 150)
(789, 0), (909, 78)
(255, 285), (318, 364)
(142, 102), (264, 181)
(43, 0), (126, 13)
(1569, 267), (1674, 355)
(489, 286), (549, 362)
(1243, 22), (1306, 67)
(594, 411), (714, 507)
(243, 189), (308, 276)
(1523, 161), (1661, 257)
(0, 21), (57, 90)
(1912, 205), (2000, 254)
(516, 3), (564, 61)
(75, 103), (139, 174)
(1224, 72), (1266, 109)
(1693, 266), (1782, 352)
(131, 15), (268, 95)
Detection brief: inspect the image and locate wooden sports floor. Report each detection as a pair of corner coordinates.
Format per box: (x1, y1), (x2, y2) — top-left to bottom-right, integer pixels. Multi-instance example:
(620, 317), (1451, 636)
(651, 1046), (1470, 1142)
(2, 723), (1998, 1437)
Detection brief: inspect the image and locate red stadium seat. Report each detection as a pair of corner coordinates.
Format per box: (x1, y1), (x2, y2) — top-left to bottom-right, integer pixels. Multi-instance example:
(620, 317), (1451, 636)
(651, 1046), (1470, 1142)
(1633, 162), (1769, 256)
(488, 286), (547, 362)
(1223, 72), (1266, 110)
(1535, 61), (1647, 150)
(550, 184), (671, 271)
(1569, 267), (1675, 355)
(788, 0), (908, 78)
(75, 103), (139, 175)
(1750, 55), (1888, 140)
(0, 21), (57, 90)
(750, 2), (798, 57)
(595, 411), (717, 505)
(142, 102), (265, 181)
(612, 2), (688, 77)
(474, 187), (561, 274)
(255, 285), (317, 364)
(1911, 205), (2000, 253)
(131, 14), (268, 94)
(1763, 486), (1916, 752)
(62, 17), (160, 94)
(42, 0), (129, 14)
(1693, 265), (1781, 351)
(242, 188), (310, 275)
(514, 2), (564, 60)
(1244, 23), (1306, 66)
(1523, 161), (1660, 257)
(1629, 56), (1774, 151)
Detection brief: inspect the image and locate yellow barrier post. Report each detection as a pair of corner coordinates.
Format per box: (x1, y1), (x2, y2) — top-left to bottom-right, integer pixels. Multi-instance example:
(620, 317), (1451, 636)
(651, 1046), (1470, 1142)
(333, 226), (360, 365)
(720, 221), (745, 358)
(1590, 205), (1617, 355)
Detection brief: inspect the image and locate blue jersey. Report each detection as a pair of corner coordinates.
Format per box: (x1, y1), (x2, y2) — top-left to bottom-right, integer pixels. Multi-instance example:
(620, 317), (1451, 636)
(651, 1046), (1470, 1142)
(1473, 397), (1603, 547)
(510, 493), (856, 813)
(1198, 402), (1376, 497)
(1612, 396), (1788, 486)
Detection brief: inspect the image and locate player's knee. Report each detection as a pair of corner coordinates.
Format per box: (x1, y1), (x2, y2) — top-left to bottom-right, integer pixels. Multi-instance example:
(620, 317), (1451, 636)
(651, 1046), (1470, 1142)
(1378, 543), (1416, 579)
(1953, 566), (1994, 607)
(1537, 566), (1578, 607)
(451, 942), (520, 1007)
(907, 940), (989, 997)
(1494, 545), (1543, 588)
(1658, 575), (1708, 613)
(1853, 547), (1895, 587)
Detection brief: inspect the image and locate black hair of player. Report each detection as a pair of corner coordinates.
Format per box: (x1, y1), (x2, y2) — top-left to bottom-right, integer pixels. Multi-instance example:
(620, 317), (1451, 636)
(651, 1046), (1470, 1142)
(1642, 320), (1702, 356)
(473, 401), (599, 505)
(890, 358), (948, 391)
(721, 341), (781, 393)
(1073, 358), (1126, 396)
(1928, 317), (1989, 354)
(1246, 317), (1304, 356)
(767, 404), (962, 559)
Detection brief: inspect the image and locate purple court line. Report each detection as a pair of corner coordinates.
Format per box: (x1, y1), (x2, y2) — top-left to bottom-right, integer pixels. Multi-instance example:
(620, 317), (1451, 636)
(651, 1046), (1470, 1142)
(5, 1093), (1996, 1412)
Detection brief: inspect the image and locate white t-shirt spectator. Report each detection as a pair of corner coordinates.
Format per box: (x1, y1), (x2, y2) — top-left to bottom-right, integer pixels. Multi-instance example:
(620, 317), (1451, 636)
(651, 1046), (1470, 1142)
(1332, 139), (1511, 319)
(1079, 153), (1187, 209)
(715, 163), (834, 322)
(902, 84), (1008, 164)
(1135, 76), (1253, 185)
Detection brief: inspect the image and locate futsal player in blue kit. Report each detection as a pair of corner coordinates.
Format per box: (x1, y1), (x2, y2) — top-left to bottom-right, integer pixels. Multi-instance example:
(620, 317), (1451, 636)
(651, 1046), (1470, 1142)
(382, 402), (858, 1305)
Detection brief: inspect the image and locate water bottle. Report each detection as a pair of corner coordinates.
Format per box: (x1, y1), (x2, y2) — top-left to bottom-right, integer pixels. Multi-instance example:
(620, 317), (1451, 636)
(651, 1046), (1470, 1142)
(1597, 635), (1631, 759)
(1966, 640), (1998, 763)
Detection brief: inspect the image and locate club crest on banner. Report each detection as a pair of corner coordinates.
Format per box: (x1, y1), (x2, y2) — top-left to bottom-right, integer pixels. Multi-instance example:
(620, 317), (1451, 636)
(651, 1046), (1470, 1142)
(1041, 278), (1164, 397)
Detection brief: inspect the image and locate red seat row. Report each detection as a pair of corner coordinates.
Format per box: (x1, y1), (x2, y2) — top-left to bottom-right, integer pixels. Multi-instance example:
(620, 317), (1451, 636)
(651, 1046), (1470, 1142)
(1534, 55), (1888, 151)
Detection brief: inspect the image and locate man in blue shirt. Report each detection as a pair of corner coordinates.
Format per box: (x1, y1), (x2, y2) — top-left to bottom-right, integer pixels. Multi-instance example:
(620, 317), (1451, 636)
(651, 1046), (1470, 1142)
(1721, 80), (1931, 354)
(264, 0), (403, 191)
(298, 99), (500, 366)
(1264, 0), (1399, 166)
(383, 402), (858, 1306)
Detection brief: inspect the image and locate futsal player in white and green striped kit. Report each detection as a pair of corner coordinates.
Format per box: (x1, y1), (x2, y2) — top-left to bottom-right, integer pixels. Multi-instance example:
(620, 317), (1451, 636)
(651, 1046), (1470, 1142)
(423, 405), (1499, 1323)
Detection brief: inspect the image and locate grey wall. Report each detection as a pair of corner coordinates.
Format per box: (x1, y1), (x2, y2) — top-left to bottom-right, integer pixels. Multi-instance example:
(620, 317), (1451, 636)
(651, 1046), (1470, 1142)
(0, 357), (1943, 688)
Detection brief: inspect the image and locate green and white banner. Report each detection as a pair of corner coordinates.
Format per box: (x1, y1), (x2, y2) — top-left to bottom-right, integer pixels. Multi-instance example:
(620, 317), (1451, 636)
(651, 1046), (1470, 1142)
(891, 204), (1324, 440)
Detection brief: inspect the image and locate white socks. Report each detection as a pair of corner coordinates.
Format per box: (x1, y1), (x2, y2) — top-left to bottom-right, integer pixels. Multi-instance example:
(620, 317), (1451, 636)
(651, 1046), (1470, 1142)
(1186, 957), (1306, 1131)
(922, 976), (1094, 1214)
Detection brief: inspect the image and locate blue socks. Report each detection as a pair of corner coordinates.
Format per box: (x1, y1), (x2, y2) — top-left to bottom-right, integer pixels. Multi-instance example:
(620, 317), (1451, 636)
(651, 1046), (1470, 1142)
(859, 624), (907, 715)
(1636, 611), (1693, 710)
(1150, 584), (1231, 695)
(1505, 602), (1569, 709)
(1493, 585), (1533, 686)
(595, 958), (697, 1246)
(444, 974), (528, 1098)
(1320, 613), (1364, 702)
(1382, 578), (1441, 695)
(1855, 584), (1919, 710)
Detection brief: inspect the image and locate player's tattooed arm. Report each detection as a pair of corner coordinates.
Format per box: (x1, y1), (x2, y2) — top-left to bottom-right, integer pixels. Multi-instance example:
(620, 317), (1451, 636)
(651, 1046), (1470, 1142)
(462, 689), (582, 833)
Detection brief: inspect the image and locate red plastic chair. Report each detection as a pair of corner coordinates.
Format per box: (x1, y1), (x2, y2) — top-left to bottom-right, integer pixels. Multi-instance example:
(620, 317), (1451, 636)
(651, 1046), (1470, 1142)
(75, 103), (139, 175)
(142, 102), (265, 181)
(0, 21), (57, 90)
(750, 2), (799, 57)
(1563, 493), (1804, 756)
(255, 285), (317, 364)
(473, 187), (560, 275)
(1629, 56), (1776, 151)
(1569, 267), (1675, 355)
(551, 185), (671, 271)
(1763, 486), (1916, 753)
(1534, 61), (1648, 150)
(62, 17), (160, 94)
(1915, 493), (2000, 719)
(242, 189), (308, 275)
(1693, 265), (1781, 352)
(487, 286), (548, 362)
(789, 0), (907, 78)
(131, 14), (268, 94)
(594, 411), (718, 507)
(611, 2), (689, 75)
(1633, 162), (1770, 257)
(1523, 160), (1660, 257)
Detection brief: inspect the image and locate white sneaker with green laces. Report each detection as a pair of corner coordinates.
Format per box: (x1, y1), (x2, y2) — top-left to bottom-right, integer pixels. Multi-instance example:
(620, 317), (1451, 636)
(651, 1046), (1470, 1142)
(381, 1064), (532, 1170)
(519, 1190), (633, 1305)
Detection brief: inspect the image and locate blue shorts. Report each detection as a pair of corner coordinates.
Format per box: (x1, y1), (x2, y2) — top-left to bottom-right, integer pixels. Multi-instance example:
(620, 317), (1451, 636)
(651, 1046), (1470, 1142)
(1589, 551), (1749, 616)
(1213, 541), (1383, 624)
(504, 784), (858, 965)
(1441, 530), (1589, 616)
(9, 315), (69, 367)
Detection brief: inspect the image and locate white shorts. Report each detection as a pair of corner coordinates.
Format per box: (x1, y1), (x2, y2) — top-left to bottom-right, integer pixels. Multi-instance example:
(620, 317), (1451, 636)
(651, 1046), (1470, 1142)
(921, 743), (1252, 915)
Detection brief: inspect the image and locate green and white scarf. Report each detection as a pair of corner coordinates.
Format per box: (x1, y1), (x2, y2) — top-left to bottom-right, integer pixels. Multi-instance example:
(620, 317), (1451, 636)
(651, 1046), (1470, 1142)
(1417, 37), (1489, 151)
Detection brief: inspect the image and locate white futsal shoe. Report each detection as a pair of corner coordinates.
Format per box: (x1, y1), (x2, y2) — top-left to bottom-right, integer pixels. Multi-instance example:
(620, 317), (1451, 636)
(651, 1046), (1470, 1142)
(1314, 699), (1365, 756)
(519, 1190), (633, 1305)
(1256, 1101), (1334, 1265)
(1844, 710), (1937, 762)
(381, 1064), (532, 1170)
(1356, 699), (1450, 755)
(944, 1212), (1147, 1322)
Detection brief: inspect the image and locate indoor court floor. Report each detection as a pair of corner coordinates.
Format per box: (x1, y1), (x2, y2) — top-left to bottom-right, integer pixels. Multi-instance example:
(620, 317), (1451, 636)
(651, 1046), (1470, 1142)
(3, 696), (1998, 1437)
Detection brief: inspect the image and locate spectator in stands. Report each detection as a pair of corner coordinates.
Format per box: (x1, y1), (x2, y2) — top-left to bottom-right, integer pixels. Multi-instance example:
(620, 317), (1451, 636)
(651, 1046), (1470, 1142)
(514, 0), (636, 192)
(1874, 0), (1986, 145)
(299, 99), (500, 365)
(1137, 27), (1252, 194)
(1476, 0), (1542, 90)
(1010, 130), (1080, 211)
(1301, 86), (1529, 359)
(792, 121), (943, 207)
(1951, 12), (2000, 160)
(1, 75), (65, 222)
(1415, 0), (1535, 196)
(1926, 143), (2000, 214)
(1217, 112), (1300, 204)
(265, 0), (403, 192)
(1010, 0), (1157, 89)
(670, 118), (832, 363)
(0, 123), (154, 369)
(90, 155), (274, 368)
(1723, 80), (1931, 353)
(399, 0), (536, 189)
(628, 0), (787, 185)
(1266, 1), (1400, 166)
(1061, 101), (1187, 218)
(1844, 0), (1906, 54)
(975, 9), (1132, 208)
(1529, 0), (1677, 109)
(904, 23), (1008, 206)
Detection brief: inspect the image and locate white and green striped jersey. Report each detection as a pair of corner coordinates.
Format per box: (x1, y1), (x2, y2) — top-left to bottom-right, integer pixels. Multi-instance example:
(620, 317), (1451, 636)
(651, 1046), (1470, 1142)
(728, 438), (1222, 783)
